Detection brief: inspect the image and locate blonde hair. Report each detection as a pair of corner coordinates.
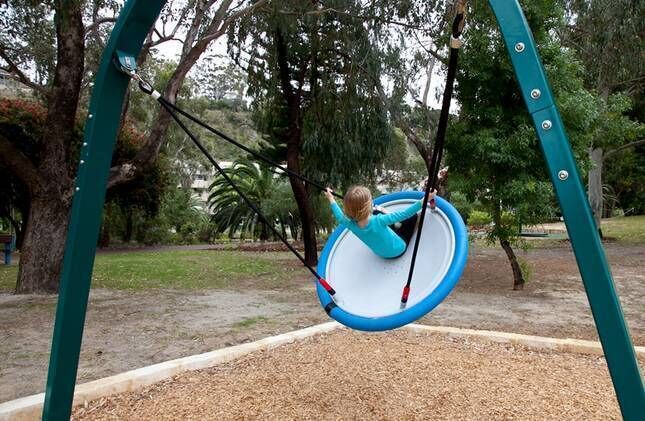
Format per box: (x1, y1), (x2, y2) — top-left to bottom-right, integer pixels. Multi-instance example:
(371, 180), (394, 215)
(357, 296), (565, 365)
(343, 185), (372, 221)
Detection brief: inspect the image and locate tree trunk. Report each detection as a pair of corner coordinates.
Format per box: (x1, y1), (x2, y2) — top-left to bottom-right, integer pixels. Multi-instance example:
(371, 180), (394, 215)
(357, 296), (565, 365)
(500, 238), (524, 290)
(124, 211), (134, 243)
(274, 28), (318, 266)
(588, 146), (604, 238)
(13, 1), (84, 294)
(286, 152), (318, 266)
(98, 223), (110, 248)
(298, 199), (317, 264)
(15, 196), (71, 294)
(258, 219), (269, 241)
(280, 220), (287, 239)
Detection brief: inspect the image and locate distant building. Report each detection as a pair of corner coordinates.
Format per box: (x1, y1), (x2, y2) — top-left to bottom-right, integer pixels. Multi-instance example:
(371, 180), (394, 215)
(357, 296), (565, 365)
(188, 162), (233, 210)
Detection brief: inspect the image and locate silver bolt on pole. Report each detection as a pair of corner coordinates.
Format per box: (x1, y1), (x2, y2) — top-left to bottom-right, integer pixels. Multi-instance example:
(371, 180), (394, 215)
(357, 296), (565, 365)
(541, 120), (552, 130)
(558, 170), (569, 181)
(530, 89), (541, 99)
(514, 42), (525, 52)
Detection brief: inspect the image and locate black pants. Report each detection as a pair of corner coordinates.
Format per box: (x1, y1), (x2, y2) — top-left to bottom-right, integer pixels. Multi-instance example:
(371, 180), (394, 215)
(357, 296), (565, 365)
(373, 209), (419, 256)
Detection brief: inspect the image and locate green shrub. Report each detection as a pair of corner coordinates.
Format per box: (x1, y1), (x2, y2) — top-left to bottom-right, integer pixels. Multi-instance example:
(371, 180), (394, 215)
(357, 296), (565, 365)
(450, 191), (473, 223)
(468, 210), (492, 227)
(501, 211), (518, 227)
(135, 218), (171, 245)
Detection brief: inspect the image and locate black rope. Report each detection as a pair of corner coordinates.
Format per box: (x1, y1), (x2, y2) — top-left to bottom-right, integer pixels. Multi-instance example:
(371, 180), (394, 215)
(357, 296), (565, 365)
(400, 9), (465, 308)
(153, 94), (336, 296)
(156, 97), (344, 200)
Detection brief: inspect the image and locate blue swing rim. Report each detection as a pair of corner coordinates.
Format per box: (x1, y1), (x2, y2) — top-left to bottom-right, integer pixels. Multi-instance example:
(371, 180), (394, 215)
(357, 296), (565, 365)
(316, 191), (469, 332)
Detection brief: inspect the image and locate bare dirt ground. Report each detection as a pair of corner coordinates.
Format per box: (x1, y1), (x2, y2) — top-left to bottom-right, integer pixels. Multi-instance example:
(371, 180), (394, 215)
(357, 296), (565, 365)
(1, 242), (643, 404)
(72, 330), (645, 421)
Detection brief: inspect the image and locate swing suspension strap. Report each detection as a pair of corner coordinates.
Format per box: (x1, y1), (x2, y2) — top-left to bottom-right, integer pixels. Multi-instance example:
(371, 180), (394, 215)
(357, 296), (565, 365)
(131, 74), (336, 297)
(400, 6), (466, 309)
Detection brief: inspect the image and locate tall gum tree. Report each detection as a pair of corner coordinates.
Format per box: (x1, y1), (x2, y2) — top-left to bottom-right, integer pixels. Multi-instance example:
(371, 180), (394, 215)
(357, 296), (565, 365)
(0, 0), (84, 293)
(563, 0), (644, 233)
(229, 0), (405, 265)
(0, 0), (266, 293)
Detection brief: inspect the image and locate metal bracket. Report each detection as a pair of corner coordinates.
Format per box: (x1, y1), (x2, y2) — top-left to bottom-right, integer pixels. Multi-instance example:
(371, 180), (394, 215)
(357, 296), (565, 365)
(115, 50), (137, 75)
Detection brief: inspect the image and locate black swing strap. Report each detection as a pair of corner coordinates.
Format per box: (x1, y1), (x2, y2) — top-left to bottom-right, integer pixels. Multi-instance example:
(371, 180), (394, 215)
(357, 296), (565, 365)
(400, 5), (466, 308)
(134, 80), (336, 297)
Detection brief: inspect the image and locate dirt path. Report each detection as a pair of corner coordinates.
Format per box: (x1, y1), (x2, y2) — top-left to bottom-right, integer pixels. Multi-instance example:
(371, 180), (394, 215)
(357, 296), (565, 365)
(1, 242), (643, 403)
(424, 243), (644, 342)
(73, 330), (643, 420)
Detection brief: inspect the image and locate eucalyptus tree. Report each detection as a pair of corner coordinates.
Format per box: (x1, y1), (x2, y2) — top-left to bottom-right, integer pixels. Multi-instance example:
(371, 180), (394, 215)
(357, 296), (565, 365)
(0, 0), (266, 293)
(563, 0), (645, 231)
(376, 0), (459, 175)
(229, 0), (440, 264)
(107, 0), (270, 188)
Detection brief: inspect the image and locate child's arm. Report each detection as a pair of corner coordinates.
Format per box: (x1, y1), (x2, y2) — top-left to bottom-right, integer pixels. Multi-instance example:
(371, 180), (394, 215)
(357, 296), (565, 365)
(376, 190), (436, 226)
(325, 188), (349, 224)
(376, 201), (422, 226)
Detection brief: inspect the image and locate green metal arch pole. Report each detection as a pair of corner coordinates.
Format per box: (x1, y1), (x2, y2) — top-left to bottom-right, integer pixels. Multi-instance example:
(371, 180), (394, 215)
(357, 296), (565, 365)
(42, 1), (167, 419)
(42, 0), (643, 419)
(488, 0), (644, 418)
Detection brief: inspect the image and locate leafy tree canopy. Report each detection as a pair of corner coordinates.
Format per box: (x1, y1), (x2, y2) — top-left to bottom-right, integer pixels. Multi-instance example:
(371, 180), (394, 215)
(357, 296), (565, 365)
(229, 0), (425, 189)
(445, 0), (598, 287)
(0, 98), (169, 237)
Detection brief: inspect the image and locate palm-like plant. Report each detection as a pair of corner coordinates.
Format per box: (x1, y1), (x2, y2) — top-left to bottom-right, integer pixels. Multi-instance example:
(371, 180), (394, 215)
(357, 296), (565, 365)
(208, 159), (288, 240)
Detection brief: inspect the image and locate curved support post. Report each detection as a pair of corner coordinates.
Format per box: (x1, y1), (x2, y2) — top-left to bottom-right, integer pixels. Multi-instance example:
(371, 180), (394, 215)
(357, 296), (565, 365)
(488, 1), (644, 419)
(42, 1), (167, 419)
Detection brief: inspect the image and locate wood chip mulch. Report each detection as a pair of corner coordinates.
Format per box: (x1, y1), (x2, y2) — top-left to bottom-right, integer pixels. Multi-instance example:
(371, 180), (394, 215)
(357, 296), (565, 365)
(72, 329), (632, 420)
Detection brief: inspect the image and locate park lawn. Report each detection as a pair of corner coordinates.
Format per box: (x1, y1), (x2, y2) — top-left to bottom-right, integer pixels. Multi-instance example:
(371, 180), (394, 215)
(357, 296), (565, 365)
(0, 265), (17, 291)
(468, 215), (645, 248)
(601, 215), (645, 243)
(0, 250), (306, 292)
(2, 215), (643, 292)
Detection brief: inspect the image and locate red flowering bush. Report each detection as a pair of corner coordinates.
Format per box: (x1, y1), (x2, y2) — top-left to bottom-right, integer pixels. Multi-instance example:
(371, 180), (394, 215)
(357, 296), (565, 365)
(0, 98), (151, 173)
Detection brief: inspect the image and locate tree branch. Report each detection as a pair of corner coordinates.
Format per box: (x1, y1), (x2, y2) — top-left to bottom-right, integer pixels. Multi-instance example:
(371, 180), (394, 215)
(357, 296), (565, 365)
(421, 57), (436, 107)
(603, 139), (645, 161)
(109, 0), (270, 190)
(181, 0), (210, 58)
(0, 134), (43, 194)
(0, 45), (48, 95)
(202, 0), (270, 44)
(279, 7), (422, 30)
(412, 31), (446, 65)
(84, 17), (117, 36)
(148, 36), (185, 48)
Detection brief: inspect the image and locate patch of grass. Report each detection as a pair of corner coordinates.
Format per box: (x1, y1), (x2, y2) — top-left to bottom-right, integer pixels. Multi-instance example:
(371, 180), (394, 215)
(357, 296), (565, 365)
(0, 265), (18, 292)
(469, 215), (645, 249)
(601, 215), (645, 243)
(91, 250), (303, 290)
(233, 316), (269, 328)
(0, 250), (306, 292)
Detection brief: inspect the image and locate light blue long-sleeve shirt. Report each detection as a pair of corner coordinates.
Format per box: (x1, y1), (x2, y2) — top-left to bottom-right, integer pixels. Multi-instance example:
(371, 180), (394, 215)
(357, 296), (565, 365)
(330, 200), (422, 258)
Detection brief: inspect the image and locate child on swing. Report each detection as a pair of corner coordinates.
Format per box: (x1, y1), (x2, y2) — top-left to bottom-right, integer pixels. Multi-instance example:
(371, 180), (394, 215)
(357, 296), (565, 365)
(324, 186), (436, 259)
